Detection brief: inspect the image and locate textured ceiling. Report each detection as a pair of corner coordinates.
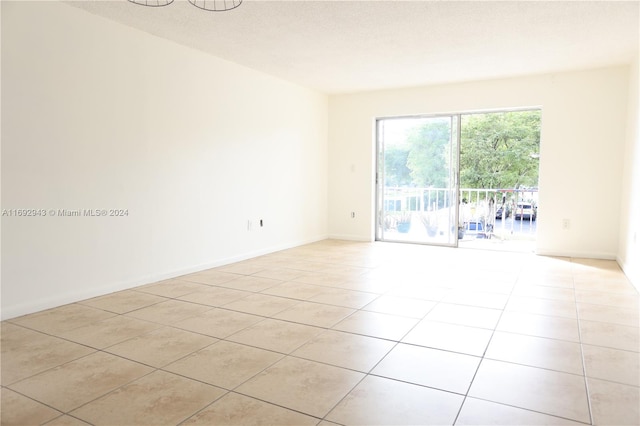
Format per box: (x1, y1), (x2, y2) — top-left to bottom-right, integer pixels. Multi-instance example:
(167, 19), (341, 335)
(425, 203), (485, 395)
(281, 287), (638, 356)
(69, 0), (640, 94)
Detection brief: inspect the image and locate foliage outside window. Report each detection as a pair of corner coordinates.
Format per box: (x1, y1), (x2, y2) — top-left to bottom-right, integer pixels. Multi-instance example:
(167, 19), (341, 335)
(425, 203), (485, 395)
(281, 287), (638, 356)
(384, 110), (541, 192)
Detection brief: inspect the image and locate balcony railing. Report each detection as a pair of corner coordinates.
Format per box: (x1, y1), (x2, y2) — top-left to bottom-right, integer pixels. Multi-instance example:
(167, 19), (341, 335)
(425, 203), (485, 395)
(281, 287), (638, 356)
(381, 186), (538, 241)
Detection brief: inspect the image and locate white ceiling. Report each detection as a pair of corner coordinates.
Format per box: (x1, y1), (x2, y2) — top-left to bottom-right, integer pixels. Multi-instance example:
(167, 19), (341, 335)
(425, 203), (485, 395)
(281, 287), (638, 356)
(69, 0), (640, 94)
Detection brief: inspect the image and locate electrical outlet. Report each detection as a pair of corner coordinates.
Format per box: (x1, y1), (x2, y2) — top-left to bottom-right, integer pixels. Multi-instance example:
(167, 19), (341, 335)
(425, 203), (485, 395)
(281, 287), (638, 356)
(351, 212), (355, 219)
(562, 219), (570, 230)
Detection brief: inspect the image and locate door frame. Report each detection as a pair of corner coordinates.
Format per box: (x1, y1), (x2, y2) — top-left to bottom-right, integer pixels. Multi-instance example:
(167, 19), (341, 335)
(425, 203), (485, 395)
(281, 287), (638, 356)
(375, 113), (461, 247)
(374, 107), (541, 248)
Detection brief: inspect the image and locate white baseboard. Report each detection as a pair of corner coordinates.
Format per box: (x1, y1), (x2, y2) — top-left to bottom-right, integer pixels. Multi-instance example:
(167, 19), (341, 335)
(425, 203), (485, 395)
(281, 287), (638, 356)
(1, 277), (151, 321)
(616, 254), (639, 293)
(535, 249), (617, 260)
(1, 234), (329, 321)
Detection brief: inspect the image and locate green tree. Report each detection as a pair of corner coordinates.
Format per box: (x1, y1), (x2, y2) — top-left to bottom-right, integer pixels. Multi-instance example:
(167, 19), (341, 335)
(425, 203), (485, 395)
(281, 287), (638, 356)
(382, 111), (540, 191)
(406, 118), (452, 188)
(460, 111), (540, 189)
(383, 145), (412, 187)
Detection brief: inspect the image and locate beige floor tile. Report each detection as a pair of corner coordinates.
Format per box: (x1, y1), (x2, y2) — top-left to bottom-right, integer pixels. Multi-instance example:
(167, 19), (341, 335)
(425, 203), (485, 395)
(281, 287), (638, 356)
(573, 276), (637, 295)
(291, 272), (349, 287)
(326, 375), (463, 425)
(251, 267), (306, 281)
(77, 290), (166, 314)
(237, 258), (274, 268)
(180, 270), (240, 286)
(452, 280), (516, 296)
(485, 331), (584, 374)
(278, 259), (327, 272)
(468, 359), (590, 423)
(308, 287), (379, 309)
(512, 284), (576, 302)
(6, 241), (640, 426)
(332, 310), (418, 341)
(505, 295), (578, 319)
(520, 264), (573, 279)
(178, 287), (252, 307)
(456, 397), (585, 425)
(173, 308), (263, 338)
(227, 318), (323, 353)
(337, 274), (395, 294)
(222, 293), (300, 316)
(214, 261), (267, 276)
(362, 295), (436, 318)
(125, 299), (210, 325)
(44, 415), (91, 425)
(571, 258), (621, 271)
(574, 279), (638, 295)
(388, 284), (450, 301)
(9, 304), (115, 335)
(261, 281), (328, 300)
(575, 289), (639, 309)
(441, 289), (509, 310)
(135, 279), (212, 298)
(517, 274), (575, 289)
(582, 344), (639, 386)
(425, 303), (502, 330)
(317, 264), (370, 277)
(1, 321), (23, 336)
(58, 315), (162, 349)
(70, 370), (225, 425)
(291, 329), (395, 372)
(402, 320), (493, 356)
(317, 420), (341, 426)
(577, 303), (639, 327)
(497, 311), (580, 342)
(1, 326), (95, 385)
(304, 249), (349, 262)
(9, 351), (153, 412)
(182, 392), (318, 425)
(252, 255), (295, 268)
(588, 377), (640, 425)
(216, 275), (283, 292)
(236, 356), (363, 418)
(338, 255), (382, 269)
(106, 326), (217, 367)
(273, 301), (355, 328)
(164, 340), (283, 389)
(1, 388), (62, 426)
(372, 343), (480, 394)
(579, 319), (640, 352)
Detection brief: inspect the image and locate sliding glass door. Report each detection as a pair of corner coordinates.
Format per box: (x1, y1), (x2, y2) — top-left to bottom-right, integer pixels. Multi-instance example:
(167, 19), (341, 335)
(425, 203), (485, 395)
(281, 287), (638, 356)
(376, 115), (459, 246)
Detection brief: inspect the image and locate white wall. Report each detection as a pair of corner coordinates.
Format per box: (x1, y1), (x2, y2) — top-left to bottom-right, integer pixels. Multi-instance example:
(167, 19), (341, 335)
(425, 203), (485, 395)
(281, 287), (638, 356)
(618, 55), (640, 290)
(328, 67), (630, 260)
(1, 1), (328, 319)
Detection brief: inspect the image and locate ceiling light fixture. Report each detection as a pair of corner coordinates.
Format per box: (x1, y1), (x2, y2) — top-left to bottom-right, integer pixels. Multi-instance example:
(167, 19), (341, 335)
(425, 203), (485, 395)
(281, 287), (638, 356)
(128, 0), (242, 12)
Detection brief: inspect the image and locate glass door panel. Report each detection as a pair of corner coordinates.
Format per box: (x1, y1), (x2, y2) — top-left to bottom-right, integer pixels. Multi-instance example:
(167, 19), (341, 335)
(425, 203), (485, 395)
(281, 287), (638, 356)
(376, 115), (459, 246)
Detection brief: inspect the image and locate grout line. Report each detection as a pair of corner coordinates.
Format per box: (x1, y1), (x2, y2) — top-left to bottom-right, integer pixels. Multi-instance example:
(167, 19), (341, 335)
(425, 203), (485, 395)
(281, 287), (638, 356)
(452, 264), (521, 425)
(574, 273), (596, 426)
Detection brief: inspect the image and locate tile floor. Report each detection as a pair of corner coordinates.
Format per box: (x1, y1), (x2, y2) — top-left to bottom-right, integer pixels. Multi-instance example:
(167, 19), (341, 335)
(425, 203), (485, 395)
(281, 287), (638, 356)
(2, 240), (639, 425)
